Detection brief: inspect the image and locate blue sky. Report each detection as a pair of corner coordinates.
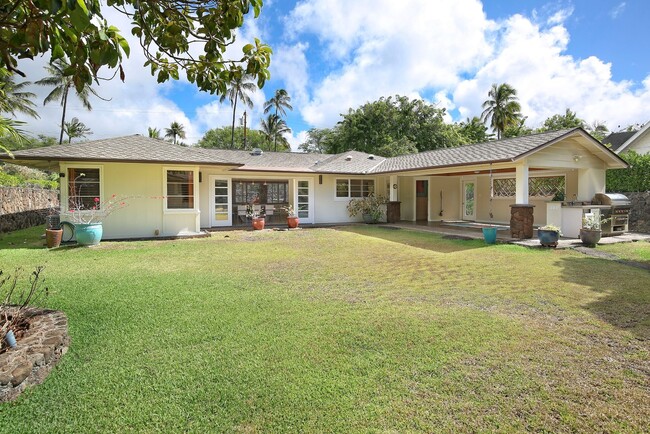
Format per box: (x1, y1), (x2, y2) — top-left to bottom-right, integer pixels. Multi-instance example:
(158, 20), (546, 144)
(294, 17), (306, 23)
(17, 0), (650, 148)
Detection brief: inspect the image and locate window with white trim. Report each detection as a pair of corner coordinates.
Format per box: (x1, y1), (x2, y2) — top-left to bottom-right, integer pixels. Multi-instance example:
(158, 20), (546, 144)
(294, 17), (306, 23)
(335, 179), (374, 198)
(68, 167), (100, 210)
(166, 170), (195, 209)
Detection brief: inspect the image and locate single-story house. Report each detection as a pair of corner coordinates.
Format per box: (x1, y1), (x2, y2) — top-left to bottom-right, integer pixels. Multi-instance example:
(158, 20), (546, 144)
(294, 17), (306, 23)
(1, 127), (628, 239)
(602, 121), (650, 155)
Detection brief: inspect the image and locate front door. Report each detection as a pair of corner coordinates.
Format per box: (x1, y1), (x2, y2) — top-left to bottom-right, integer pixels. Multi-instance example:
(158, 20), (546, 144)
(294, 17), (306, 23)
(210, 177), (232, 226)
(416, 180), (428, 221)
(462, 180), (476, 221)
(295, 179), (314, 224)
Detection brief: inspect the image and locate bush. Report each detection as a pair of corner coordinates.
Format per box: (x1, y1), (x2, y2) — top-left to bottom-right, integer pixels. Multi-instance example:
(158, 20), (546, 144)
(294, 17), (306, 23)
(606, 151), (650, 192)
(0, 164), (59, 189)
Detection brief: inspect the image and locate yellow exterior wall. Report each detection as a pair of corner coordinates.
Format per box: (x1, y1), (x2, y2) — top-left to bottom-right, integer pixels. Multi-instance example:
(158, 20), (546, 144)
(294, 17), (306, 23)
(428, 176), (460, 221)
(60, 162), (200, 239)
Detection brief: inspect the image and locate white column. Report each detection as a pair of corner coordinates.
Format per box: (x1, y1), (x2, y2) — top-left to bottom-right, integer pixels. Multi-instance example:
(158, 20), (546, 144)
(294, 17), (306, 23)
(389, 175), (398, 201)
(515, 163), (529, 204)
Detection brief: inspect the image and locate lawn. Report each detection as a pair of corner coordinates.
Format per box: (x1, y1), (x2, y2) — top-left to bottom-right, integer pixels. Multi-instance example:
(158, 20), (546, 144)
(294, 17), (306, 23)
(0, 225), (649, 432)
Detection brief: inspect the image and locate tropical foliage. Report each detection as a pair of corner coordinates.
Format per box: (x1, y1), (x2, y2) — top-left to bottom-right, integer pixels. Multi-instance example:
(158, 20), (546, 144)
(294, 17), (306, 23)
(306, 95), (461, 157)
(0, 1), (271, 96)
(36, 58), (106, 144)
(260, 114), (291, 151)
(198, 127), (269, 150)
(264, 89), (293, 151)
(164, 122), (186, 146)
(220, 75), (256, 149)
(298, 128), (332, 153)
(0, 163), (58, 189)
(539, 108), (585, 131)
(457, 116), (492, 144)
(147, 127), (161, 139)
(606, 151), (650, 192)
(63, 118), (92, 143)
(481, 83), (522, 139)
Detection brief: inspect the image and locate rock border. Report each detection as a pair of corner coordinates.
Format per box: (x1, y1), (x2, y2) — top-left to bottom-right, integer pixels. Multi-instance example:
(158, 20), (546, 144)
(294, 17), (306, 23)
(0, 308), (70, 402)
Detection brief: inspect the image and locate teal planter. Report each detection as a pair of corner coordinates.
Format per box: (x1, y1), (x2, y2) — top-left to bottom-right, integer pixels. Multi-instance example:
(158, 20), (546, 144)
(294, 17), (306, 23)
(482, 227), (498, 244)
(75, 223), (103, 246)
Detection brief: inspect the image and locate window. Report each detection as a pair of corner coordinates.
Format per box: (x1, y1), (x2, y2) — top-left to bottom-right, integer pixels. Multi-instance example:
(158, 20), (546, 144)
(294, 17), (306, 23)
(68, 167), (100, 210)
(493, 176), (565, 198)
(166, 170), (194, 209)
(232, 181), (288, 204)
(335, 179), (374, 198)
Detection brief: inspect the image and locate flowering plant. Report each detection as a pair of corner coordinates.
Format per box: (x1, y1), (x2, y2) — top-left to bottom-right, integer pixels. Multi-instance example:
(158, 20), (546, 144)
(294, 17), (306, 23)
(67, 173), (129, 224)
(582, 214), (610, 231)
(281, 204), (297, 218)
(245, 203), (265, 219)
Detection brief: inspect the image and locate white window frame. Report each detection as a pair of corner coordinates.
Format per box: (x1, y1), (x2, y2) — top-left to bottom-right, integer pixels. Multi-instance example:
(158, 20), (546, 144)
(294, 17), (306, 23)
(61, 163), (104, 217)
(334, 177), (376, 201)
(163, 166), (199, 214)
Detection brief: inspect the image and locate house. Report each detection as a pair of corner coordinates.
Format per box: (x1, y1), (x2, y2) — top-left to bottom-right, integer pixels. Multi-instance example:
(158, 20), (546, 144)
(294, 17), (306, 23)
(1, 128), (627, 240)
(602, 121), (650, 155)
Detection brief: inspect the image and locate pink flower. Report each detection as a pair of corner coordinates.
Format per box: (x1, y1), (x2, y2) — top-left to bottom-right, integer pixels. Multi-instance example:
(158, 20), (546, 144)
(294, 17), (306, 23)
(94, 197), (100, 203)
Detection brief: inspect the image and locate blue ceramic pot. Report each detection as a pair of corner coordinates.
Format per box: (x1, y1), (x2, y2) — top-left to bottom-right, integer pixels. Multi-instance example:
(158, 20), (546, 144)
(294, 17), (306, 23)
(75, 223), (103, 246)
(482, 227), (498, 244)
(538, 229), (560, 247)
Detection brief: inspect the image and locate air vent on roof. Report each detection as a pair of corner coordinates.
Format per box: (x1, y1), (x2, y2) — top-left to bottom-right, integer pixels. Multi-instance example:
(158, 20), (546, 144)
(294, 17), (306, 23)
(345, 155), (353, 161)
(251, 148), (263, 156)
(368, 154), (375, 160)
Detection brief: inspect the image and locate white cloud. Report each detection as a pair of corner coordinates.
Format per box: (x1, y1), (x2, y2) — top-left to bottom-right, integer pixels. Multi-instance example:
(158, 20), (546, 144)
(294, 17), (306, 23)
(288, 0), (493, 127)
(452, 13), (650, 131)
(610, 2), (626, 19)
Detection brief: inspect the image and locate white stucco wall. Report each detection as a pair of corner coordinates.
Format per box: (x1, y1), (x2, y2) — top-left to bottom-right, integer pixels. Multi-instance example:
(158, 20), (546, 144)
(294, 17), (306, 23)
(621, 128), (650, 155)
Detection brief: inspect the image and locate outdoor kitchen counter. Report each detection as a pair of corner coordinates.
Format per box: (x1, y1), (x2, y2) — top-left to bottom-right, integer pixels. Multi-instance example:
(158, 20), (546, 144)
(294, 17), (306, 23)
(546, 202), (611, 238)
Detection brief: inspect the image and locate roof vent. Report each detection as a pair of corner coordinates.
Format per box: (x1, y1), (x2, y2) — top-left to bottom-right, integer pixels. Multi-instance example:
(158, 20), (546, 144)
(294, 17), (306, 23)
(368, 154), (375, 160)
(345, 155), (353, 161)
(251, 148), (263, 156)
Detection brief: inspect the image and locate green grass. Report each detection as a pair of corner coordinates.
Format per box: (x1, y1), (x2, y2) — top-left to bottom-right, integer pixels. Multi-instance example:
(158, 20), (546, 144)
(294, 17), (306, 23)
(1, 225), (649, 432)
(597, 240), (650, 266)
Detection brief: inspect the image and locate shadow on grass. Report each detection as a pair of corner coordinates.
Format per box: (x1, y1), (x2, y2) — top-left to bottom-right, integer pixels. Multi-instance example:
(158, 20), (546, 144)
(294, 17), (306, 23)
(558, 255), (650, 339)
(335, 225), (488, 254)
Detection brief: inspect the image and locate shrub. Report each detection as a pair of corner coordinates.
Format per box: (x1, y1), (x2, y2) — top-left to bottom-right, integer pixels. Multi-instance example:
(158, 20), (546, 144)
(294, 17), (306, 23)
(606, 151), (650, 192)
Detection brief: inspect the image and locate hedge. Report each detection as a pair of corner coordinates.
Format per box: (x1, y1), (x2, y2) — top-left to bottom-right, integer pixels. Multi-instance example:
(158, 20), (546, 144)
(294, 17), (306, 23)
(606, 151), (650, 192)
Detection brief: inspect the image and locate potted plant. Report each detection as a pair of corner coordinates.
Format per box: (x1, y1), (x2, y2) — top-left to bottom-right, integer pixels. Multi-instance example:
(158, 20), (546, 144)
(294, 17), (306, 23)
(45, 203), (63, 248)
(580, 214), (609, 247)
(346, 193), (387, 224)
(64, 174), (129, 246)
(247, 204), (265, 230)
(537, 224), (562, 247)
(282, 205), (299, 229)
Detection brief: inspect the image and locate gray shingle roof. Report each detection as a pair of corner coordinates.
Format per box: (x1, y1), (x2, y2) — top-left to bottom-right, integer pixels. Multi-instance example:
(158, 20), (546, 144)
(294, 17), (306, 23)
(602, 131), (636, 151)
(370, 129), (577, 173)
(1, 135), (240, 165)
(4, 128), (618, 174)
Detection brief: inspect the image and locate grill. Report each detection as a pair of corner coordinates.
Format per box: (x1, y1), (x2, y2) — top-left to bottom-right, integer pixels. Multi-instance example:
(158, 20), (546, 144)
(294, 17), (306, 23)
(592, 193), (631, 236)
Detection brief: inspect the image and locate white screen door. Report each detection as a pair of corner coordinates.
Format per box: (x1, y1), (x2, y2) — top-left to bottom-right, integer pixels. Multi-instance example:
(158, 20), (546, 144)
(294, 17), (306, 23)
(211, 177), (232, 226)
(295, 179), (313, 224)
(462, 180), (476, 221)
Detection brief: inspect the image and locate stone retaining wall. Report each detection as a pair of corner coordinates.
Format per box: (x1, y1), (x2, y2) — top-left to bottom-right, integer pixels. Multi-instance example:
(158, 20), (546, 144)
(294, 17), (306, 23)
(0, 187), (59, 233)
(625, 191), (650, 234)
(0, 308), (70, 402)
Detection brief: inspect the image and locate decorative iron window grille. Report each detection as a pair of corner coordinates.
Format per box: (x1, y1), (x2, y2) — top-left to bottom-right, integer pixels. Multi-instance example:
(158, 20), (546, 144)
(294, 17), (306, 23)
(493, 176), (565, 198)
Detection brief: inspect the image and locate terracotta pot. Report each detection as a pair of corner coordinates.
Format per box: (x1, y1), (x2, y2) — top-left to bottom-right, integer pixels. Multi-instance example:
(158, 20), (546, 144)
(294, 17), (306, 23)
(252, 217), (265, 230)
(45, 228), (63, 248)
(287, 216), (299, 229)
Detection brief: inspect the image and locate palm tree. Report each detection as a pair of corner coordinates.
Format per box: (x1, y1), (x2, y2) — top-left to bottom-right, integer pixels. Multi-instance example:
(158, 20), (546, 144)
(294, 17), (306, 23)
(63, 117), (92, 143)
(264, 89), (293, 151)
(0, 72), (39, 119)
(148, 127), (161, 139)
(36, 58), (108, 144)
(220, 75), (256, 149)
(164, 121), (186, 145)
(480, 83), (522, 140)
(260, 114), (291, 151)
